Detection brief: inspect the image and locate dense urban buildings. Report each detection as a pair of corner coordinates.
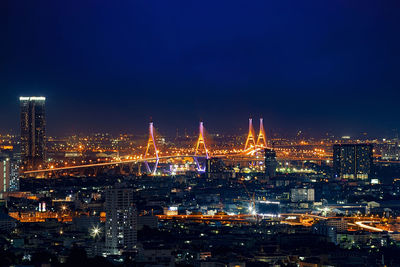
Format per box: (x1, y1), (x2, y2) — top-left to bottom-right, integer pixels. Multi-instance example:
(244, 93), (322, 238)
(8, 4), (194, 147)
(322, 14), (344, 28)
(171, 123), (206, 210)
(20, 96), (46, 170)
(3, 1), (400, 265)
(2, 113), (400, 265)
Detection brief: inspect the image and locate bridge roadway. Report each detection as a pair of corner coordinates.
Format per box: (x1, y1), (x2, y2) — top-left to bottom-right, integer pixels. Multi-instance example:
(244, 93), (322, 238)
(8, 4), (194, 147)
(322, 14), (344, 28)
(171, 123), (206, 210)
(23, 153), (332, 175)
(23, 148), (267, 175)
(23, 154), (208, 175)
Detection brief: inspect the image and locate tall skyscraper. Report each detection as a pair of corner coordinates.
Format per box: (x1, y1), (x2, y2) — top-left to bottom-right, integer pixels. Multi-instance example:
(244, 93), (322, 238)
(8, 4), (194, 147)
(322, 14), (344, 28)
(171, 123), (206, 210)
(20, 97), (46, 170)
(105, 187), (137, 255)
(333, 144), (373, 180)
(0, 158), (10, 192)
(264, 148), (277, 179)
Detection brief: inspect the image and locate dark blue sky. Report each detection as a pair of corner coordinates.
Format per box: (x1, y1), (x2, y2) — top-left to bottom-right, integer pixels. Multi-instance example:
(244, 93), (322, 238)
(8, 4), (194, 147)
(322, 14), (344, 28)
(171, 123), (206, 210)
(2, 0), (400, 137)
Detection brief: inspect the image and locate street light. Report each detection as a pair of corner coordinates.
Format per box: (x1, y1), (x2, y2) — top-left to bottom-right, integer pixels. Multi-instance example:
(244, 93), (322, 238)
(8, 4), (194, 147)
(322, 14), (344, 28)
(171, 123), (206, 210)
(90, 225), (101, 238)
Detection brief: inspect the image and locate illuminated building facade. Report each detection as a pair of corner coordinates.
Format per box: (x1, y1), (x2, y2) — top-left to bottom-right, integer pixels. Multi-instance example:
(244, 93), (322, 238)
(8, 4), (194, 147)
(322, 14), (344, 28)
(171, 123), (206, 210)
(0, 158), (10, 192)
(333, 144), (373, 180)
(105, 188), (137, 255)
(291, 188), (315, 202)
(0, 148), (18, 191)
(20, 96), (46, 170)
(381, 141), (400, 160)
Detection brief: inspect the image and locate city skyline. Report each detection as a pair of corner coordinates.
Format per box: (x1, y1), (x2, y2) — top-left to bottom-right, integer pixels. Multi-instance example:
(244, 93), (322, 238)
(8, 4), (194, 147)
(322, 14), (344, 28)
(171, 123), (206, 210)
(3, 2), (400, 265)
(0, 95), (399, 139)
(2, 1), (400, 136)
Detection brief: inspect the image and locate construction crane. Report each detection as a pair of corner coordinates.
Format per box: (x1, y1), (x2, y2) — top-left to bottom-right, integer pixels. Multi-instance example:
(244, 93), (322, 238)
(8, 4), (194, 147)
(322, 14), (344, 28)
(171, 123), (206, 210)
(239, 180), (256, 216)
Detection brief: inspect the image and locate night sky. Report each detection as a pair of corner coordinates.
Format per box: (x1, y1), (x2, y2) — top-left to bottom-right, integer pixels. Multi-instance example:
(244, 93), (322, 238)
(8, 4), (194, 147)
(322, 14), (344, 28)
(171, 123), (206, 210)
(2, 1), (400, 137)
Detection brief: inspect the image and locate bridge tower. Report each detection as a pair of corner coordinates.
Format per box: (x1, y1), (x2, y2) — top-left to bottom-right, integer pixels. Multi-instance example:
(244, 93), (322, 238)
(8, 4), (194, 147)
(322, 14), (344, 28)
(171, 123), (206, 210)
(144, 121), (159, 174)
(244, 118), (256, 150)
(257, 118), (267, 148)
(194, 122), (209, 172)
(195, 121), (209, 158)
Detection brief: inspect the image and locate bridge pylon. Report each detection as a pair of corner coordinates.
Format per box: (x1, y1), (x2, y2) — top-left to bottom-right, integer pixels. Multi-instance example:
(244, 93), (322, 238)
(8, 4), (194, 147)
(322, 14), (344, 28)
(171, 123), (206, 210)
(194, 122), (209, 172)
(256, 118), (267, 148)
(195, 122), (209, 158)
(144, 121), (159, 174)
(244, 118), (256, 151)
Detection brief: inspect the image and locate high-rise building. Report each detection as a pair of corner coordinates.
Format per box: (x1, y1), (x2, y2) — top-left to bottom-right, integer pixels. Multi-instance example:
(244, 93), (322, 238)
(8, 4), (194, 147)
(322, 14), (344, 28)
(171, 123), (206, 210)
(0, 158), (11, 192)
(20, 96), (46, 170)
(264, 149), (277, 179)
(206, 157), (225, 178)
(291, 188), (315, 202)
(9, 161), (19, 191)
(105, 188), (137, 255)
(0, 148), (18, 191)
(381, 140), (400, 160)
(333, 144), (373, 180)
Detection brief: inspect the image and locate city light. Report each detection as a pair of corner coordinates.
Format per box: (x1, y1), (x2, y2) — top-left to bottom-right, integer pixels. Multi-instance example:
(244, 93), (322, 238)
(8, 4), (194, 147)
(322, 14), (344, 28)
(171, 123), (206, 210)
(90, 225), (101, 238)
(3, 3), (400, 264)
